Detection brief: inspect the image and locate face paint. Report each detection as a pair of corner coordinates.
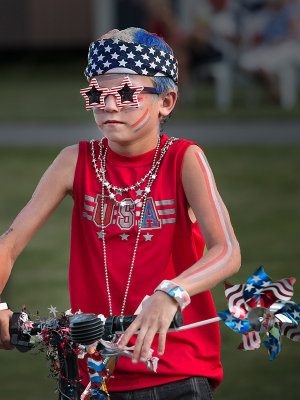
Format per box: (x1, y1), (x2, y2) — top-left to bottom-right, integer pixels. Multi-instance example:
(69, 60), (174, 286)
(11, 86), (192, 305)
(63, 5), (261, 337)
(81, 76), (161, 111)
(183, 151), (235, 283)
(130, 109), (151, 133)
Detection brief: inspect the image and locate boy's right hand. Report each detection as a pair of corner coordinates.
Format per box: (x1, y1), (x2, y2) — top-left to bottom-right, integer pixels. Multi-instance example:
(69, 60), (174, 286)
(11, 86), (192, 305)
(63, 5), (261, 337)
(0, 309), (14, 350)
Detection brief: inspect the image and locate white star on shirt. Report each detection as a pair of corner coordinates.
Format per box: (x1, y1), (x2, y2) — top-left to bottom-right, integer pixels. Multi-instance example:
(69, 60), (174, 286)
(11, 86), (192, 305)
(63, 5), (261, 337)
(97, 68), (103, 74)
(111, 52), (119, 59)
(119, 59), (127, 67)
(150, 62), (157, 69)
(149, 48), (155, 54)
(136, 189), (143, 196)
(142, 54), (149, 60)
(97, 231), (105, 239)
(144, 232), (153, 241)
(135, 44), (143, 52)
(120, 44), (128, 51)
(161, 65), (167, 72)
(97, 54), (104, 61)
(120, 233), (129, 241)
(105, 45), (111, 52)
(141, 68), (148, 75)
(155, 56), (161, 63)
(93, 49), (98, 55)
(165, 60), (170, 66)
(91, 63), (97, 69)
(160, 50), (166, 57)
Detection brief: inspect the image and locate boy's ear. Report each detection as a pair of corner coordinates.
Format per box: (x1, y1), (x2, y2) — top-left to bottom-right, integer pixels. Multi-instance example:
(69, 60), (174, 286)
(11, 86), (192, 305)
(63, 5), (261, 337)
(159, 91), (178, 117)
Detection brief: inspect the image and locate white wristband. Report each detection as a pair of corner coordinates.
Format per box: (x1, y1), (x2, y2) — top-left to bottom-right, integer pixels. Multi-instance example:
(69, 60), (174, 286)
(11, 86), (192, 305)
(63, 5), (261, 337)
(0, 302), (9, 311)
(154, 280), (191, 311)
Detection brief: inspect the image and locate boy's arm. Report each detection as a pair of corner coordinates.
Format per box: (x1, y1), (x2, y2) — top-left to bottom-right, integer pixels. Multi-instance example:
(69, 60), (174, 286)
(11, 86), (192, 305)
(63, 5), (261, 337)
(0, 144), (78, 349)
(174, 145), (241, 293)
(119, 145), (241, 362)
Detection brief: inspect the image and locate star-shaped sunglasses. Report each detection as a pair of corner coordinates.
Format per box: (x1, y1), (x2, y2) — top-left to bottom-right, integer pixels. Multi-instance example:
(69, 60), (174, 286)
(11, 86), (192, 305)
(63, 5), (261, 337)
(80, 76), (162, 110)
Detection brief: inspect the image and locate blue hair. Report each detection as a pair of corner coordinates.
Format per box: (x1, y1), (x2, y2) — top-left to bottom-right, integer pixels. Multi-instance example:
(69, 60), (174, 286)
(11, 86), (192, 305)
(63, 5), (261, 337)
(151, 76), (177, 94)
(133, 30), (172, 54)
(133, 30), (176, 93)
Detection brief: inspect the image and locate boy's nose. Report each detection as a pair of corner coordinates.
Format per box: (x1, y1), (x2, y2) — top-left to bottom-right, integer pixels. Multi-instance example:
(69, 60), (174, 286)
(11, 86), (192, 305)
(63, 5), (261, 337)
(103, 94), (120, 112)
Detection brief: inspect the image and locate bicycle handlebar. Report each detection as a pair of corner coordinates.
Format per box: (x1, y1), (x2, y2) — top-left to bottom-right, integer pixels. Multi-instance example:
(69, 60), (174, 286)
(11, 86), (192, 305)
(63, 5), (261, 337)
(9, 310), (184, 351)
(9, 309), (183, 400)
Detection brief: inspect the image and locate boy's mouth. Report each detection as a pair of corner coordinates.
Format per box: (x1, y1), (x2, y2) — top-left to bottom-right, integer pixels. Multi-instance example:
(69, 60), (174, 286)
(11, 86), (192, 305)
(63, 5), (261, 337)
(104, 120), (125, 125)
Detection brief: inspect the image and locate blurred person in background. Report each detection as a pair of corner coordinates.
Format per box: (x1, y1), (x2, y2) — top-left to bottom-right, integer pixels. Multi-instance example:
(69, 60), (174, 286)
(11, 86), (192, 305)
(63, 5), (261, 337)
(187, 0), (239, 65)
(184, 0), (240, 109)
(239, 0), (300, 107)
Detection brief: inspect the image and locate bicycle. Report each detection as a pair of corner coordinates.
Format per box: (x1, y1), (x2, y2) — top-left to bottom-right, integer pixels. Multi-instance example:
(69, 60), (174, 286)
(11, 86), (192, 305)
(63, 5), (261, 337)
(9, 267), (298, 398)
(9, 308), (184, 400)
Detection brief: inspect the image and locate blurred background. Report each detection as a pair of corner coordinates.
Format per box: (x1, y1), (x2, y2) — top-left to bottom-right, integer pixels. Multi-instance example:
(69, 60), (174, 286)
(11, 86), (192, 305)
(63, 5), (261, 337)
(0, 0), (299, 399)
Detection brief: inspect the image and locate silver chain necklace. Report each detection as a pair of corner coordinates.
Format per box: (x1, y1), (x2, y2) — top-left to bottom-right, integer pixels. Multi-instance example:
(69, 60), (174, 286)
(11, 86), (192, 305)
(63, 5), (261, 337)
(91, 136), (178, 316)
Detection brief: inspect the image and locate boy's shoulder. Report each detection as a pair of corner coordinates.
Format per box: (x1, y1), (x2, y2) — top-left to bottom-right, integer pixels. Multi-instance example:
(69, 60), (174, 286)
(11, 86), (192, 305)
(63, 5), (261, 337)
(170, 137), (201, 154)
(59, 144), (79, 161)
(54, 144), (79, 172)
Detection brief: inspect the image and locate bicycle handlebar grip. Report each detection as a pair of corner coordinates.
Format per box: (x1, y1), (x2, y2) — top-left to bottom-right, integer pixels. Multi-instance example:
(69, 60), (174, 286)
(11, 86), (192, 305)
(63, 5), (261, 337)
(105, 310), (184, 338)
(70, 313), (105, 345)
(9, 312), (35, 352)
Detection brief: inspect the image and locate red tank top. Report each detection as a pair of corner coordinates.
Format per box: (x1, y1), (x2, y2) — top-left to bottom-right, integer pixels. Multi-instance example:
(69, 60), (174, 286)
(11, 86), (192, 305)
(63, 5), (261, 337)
(69, 134), (222, 391)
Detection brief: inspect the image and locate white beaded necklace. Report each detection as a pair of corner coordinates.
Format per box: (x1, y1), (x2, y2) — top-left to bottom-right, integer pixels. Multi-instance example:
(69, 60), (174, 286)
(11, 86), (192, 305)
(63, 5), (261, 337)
(91, 136), (178, 316)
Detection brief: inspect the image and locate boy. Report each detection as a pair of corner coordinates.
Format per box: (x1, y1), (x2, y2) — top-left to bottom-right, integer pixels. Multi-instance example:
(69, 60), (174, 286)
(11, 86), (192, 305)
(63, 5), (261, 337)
(0, 28), (240, 399)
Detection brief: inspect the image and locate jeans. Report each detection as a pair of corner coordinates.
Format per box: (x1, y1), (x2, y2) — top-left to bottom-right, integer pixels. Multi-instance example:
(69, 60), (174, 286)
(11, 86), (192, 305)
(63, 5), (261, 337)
(110, 377), (213, 400)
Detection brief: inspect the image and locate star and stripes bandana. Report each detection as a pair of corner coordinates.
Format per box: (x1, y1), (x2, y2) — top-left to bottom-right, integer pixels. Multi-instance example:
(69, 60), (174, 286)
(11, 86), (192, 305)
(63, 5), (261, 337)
(84, 39), (178, 84)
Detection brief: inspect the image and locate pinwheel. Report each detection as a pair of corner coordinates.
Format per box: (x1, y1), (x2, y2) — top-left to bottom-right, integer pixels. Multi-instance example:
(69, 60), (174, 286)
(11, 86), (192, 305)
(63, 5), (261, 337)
(218, 266), (300, 360)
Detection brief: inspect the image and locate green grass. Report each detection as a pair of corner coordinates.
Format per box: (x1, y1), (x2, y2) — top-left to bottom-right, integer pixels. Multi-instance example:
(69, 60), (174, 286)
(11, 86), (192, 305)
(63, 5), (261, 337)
(0, 144), (299, 399)
(0, 61), (300, 123)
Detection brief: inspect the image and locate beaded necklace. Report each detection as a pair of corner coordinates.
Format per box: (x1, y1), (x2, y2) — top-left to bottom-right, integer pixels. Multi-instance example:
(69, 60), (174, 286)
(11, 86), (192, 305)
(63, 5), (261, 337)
(90, 136), (178, 315)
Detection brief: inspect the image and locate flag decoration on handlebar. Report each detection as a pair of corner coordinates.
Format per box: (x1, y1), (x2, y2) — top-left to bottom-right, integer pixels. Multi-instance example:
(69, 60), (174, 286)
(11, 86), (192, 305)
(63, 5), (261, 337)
(218, 266), (300, 360)
(83, 348), (111, 399)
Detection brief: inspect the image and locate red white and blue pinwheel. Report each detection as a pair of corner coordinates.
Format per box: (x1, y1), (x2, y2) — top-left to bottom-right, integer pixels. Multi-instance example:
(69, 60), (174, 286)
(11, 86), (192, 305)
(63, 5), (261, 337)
(218, 266), (300, 360)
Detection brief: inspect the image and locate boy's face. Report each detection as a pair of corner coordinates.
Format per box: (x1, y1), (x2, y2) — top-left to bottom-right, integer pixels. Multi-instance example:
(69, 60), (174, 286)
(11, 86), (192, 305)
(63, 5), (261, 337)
(89, 74), (176, 144)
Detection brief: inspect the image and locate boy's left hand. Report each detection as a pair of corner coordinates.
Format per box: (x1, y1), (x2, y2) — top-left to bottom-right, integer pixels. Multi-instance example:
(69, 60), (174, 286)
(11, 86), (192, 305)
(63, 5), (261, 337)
(118, 291), (178, 363)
